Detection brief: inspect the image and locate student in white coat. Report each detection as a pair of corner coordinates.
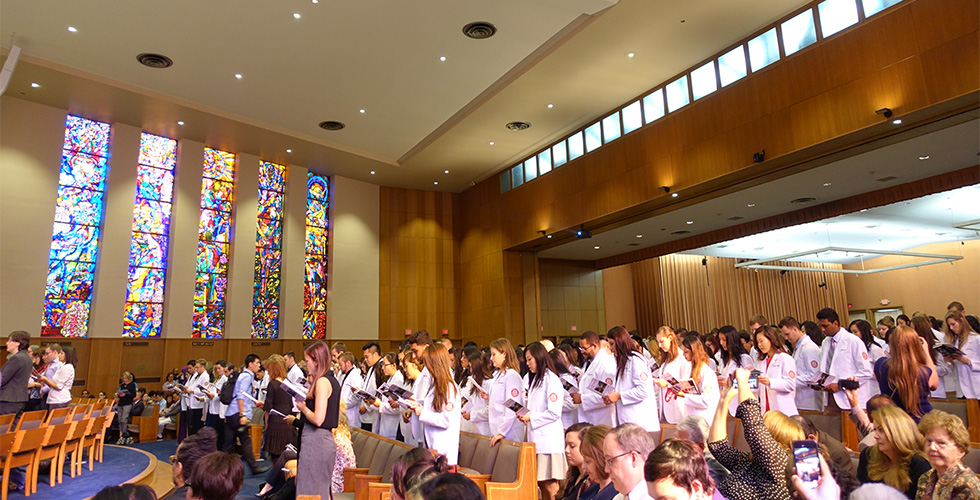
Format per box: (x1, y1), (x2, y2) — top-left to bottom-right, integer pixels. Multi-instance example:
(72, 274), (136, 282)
(183, 359), (210, 435)
(337, 352), (363, 429)
(358, 341), (383, 432)
(603, 326), (660, 433)
(943, 310), (980, 399)
(577, 330), (617, 427)
(779, 316), (824, 411)
(677, 333), (719, 427)
(398, 349), (423, 446)
(816, 307), (874, 410)
(911, 314), (950, 398)
(461, 349), (492, 435)
(717, 326), (755, 416)
(413, 343), (462, 466)
(371, 353), (402, 439)
(487, 338), (525, 446)
(548, 348), (580, 430)
(754, 326), (798, 416)
(519, 342), (567, 500)
(653, 326), (692, 424)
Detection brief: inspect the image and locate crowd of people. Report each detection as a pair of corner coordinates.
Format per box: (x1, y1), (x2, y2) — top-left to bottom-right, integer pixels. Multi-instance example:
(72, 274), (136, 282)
(2, 300), (979, 500)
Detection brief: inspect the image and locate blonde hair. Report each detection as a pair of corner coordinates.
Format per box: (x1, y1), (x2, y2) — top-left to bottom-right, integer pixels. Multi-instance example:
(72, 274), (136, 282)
(867, 406), (924, 492)
(654, 326), (680, 365)
(944, 310), (976, 348)
(763, 411), (804, 453)
(489, 338), (520, 372)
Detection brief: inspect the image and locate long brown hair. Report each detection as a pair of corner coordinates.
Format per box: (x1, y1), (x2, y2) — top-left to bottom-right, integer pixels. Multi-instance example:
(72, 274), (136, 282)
(886, 326), (929, 417)
(910, 314), (939, 364)
(654, 326), (680, 366)
(303, 340), (332, 387)
(489, 338), (520, 372)
(681, 333), (710, 382)
(608, 326), (640, 380)
(754, 326), (787, 361)
(263, 354), (287, 381)
(579, 424), (612, 481)
(420, 343), (457, 412)
(944, 310), (976, 348)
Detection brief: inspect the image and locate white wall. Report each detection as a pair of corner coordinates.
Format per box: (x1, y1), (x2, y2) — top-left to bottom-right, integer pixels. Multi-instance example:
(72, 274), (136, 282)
(329, 176), (380, 340)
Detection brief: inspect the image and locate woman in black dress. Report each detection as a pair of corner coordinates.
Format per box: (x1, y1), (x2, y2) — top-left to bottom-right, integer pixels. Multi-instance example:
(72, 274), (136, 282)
(262, 354), (297, 463)
(296, 340), (341, 500)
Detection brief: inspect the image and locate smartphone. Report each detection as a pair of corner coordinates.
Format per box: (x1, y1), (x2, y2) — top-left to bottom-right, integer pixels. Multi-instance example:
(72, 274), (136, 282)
(792, 439), (821, 490)
(730, 373), (759, 390)
(839, 379), (860, 391)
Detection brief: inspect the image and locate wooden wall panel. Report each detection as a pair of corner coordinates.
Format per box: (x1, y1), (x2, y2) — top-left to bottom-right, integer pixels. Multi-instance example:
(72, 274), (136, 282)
(538, 259), (606, 344)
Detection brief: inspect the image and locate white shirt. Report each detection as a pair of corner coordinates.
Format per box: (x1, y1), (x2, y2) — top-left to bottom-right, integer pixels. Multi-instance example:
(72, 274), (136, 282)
(579, 349), (617, 427)
(626, 476), (654, 500)
(792, 335), (824, 411)
(522, 371), (564, 454)
(819, 330), (873, 409)
(614, 353), (660, 432)
(45, 362), (74, 405)
(487, 368), (524, 442)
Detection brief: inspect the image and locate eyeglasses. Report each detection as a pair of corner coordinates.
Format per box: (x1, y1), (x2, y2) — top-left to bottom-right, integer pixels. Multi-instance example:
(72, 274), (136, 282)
(605, 450), (635, 468)
(924, 437), (956, 449)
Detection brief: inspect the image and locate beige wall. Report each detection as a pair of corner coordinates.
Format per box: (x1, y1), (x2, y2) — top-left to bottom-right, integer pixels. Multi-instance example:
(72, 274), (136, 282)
(0, 96), (378, 340)
(602, 264), (636, 331)
(538, 259), (605, 343)
(843, 240), (980, 317)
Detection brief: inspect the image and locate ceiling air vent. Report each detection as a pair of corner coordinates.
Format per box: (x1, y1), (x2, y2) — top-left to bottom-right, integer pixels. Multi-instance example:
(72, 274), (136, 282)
(318, 121), (346, 131)
(876, 176), (899, 182)
(670, 230), (691, 235)
(463, 21), (497, 39)
(627, 243), (640, 247)
(790, 197), (817, 204)
(137, 53), (173, 69)
(727, 216), (744, 221)
(506, 121), (531, 131)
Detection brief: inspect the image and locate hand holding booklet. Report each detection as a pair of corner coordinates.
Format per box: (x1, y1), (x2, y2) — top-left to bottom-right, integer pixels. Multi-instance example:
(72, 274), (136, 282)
(666, 376), (701, 395)
(937, 344), (966, 357)
(503, 398), (529, 416)
(281, 378), (308, 402)
(589, 378), (614, 396)
(467, 376), (488, 396)
(806, 371), (837, 391)
(352, 387), (377, 404)
(561, 378), (579, 394)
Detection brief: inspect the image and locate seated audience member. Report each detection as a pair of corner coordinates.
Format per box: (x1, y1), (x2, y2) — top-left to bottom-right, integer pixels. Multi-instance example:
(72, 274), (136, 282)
(391, 448), (451, 500)
(603, 423), (659, 500)
(91, 484), (157, 500)
(256, 445), (298, 499)
(331, 402), (357, 493)
(408, 473), (485, 500)
(644, 439), (723, 500)
(676, 415), (730, 486)
(857, 406), (930, 499)
(851, 484), (910, 500)
(164, 427), (217, 500)
(765, 410), (859, 499)
(792, 414), (854, 475)
(844, 383), (898, 450)
(558, 423), (592, 500)
(158, 392), (181, 439)
(707, 368), (791, 500)
(186, 452), (244, 500)
(792, 454), (840, 500)
(874, 326), (938, 422)
(578, 425), (617, 500)
(915, 410), (980, 500)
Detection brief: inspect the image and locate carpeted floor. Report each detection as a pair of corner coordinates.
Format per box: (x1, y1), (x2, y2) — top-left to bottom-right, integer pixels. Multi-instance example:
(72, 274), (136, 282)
(129, 439), (271, 500)
(5, 445), (151, 500)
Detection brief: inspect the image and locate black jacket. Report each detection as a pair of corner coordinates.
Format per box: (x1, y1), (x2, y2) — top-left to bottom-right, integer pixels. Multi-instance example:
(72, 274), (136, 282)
(0, 350), (32, 403)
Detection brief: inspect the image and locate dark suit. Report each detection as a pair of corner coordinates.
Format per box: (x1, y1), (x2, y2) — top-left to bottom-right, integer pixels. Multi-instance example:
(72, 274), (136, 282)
(0, 350), (32, 415)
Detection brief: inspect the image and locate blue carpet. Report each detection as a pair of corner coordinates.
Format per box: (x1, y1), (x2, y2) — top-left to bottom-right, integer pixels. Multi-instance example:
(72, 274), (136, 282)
(6, 445), (151, 500)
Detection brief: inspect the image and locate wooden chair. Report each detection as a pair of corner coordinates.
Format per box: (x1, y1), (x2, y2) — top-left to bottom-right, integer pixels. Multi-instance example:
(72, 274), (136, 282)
(89, 400), (108, 418)
(62, 418), (92, 481)
(80, 415), (107, 472)
(43, 407), (73, 426)
(13, 410), (47, 432)
(0, 414), (14, 434)
(94, 411), (115, 462)
(72, 405), (93, 421)
(1, 426), (48, 500)
(32, 422), (72, 491)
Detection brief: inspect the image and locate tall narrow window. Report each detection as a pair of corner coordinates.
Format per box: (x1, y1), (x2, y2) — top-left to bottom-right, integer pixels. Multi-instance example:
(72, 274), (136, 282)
(41, 115), (112, 337)
(122, 133), (177, 337)
(304, 173), (330, 339)
(252, 161), (287, 338)
(192, 148), (236, 338)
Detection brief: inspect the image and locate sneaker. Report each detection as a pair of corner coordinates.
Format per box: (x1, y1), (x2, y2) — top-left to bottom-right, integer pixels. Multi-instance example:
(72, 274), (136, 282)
(116, 437), (126, 445)
(125, 437), (134, 445)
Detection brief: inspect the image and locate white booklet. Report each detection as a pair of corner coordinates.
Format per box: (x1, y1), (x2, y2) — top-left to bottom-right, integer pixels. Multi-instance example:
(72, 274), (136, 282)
(280, 378), (308, 401)
(589, 378), (614, 395)
(467, 376), (488, 396)
(806, 371), (838, 391)
(560, 378), (579, 394)
(503, 398), (529, 416)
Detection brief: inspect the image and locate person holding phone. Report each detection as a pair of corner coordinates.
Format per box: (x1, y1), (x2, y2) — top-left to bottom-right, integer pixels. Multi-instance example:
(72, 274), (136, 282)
(755, 326), (799, 417)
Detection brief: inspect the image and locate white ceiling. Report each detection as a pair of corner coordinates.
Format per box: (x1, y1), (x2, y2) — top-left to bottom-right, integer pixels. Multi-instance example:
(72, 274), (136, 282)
(536, 116), (980, 262)
(1, 0), (808, 191)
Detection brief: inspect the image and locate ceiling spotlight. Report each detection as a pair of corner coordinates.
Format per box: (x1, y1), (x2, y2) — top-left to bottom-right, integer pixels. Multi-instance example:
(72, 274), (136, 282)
(433, 181), (439, 185)
(671, 193), (678, 198)
(444, 170), (449, 174)
(359, 109), (366, 114)
(370, 171), (376, 175)
(292, 12), (302, 19)
(918, 155), (930, 160)
(753, 150), (765, 163)
(547, 104), (553, 109)
(31, 82), (40, 88)
(286, 149), (292, 153)
(439, 56), (447, 61)
(747, 203), (756, 207)
(686, 220), (694, 225)
(875, 107), (893, 118)
(594, 246), (600, 250)
(574, 225), (592, 239)
(67, 26), (78, 32)
(312, 0), (318, 3)
(626, 52), (635, 58)
(489, 141), (495, 145)
(235, 73), (243, 79)
(177, 120), (185, 126)
(636, 234), (642, 238)
(822, 182), (832, 187)
(892, 119), (902, 125)
(547, 234), (552, 239)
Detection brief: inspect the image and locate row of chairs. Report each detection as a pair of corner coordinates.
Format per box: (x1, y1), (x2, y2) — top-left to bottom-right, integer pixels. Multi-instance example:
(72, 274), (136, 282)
(0, 402), (116, 500)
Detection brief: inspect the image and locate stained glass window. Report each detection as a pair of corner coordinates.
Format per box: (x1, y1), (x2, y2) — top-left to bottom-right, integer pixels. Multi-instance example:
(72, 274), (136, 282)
(304, 173), (330, 339)
(41, 115), (112, 337)
(251, 161), (287, 339)
(192, 148), (236, 338)
(121, 133), (177, 337)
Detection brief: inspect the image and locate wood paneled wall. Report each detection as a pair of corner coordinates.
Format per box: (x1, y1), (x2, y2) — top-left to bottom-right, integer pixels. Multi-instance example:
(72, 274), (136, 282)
(538, 259), (606, 343)
(379, 188), (460, 352)
(631, 254), (848, 335)
(455, 0), (977, 341)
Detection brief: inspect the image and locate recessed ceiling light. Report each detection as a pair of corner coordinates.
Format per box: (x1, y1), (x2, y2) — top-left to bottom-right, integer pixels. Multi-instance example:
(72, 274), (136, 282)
(594, 246), (600, 250)
(359, 109), (365, 114)
(686, 220), (694, 225)
(892, 119), (902, 125)
(177, 120), (185, 126)
(671, 193), (678, 198)
(235, 73), (243, 79)
(370, 171), (376, 175)
(489, 141), (495, 145)
(444, 170), (449, 174)
(286, 149), (292, 153)
(312, 0), (318, 3)
(546, 234), (552, 239)
(439, 56), (447, 62)
(919, 155), (930, 160)
(547, 104), (553, 109)
(626, 52), (635, 58)
(67, 26), (78, 32)
(434, 181), (439, 185)
(292, 12), (302, 19)
(822, 182), (832, 187)
(31, 82), (40, 88)
(747, 203), (756, 207)
(636, 234), (642, 238)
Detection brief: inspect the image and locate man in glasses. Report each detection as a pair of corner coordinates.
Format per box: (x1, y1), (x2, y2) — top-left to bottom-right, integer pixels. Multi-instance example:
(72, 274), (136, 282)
(604, 423), (658, 500)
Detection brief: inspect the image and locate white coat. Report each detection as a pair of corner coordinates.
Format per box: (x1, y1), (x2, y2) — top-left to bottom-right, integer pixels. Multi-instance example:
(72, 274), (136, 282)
(613, 353), (660, 432)
(419, 379), (462, 465)
(187, 370), (210, 410)
(207, 374), (226, 416)
(819, 330), (873, 410)
(929, 339), (950, 398)
(523, 371), (565, 454)
(658, 354), (692, 424)
(792, 335), (824, 411)
(399, 377), (418, 446)
(720, 353), (754, 416)
(409, 367), (432, 445)
(757, 352), (798, 416)
(579, 349), (617, 427)
(359, 362), (380, 429)
(558, 372), (580, 430)
(485, 368), (524, 442)
(340, 367), (363, 428)
(377, 371), (404, 439)
(680, 362), (719, 427)
(462, 376), (491, 435)
(951, 333), (980, 399)
(286, 363), (305, 412)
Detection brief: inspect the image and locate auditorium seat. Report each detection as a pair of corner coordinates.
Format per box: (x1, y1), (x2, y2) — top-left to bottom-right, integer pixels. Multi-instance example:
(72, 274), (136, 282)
(963, 447), (980, 473)
(128, 404), (159, 443)
(929, 398), (980, 444)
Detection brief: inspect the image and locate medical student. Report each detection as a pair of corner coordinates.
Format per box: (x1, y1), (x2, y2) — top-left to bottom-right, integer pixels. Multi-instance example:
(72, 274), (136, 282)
(461, 349), (492, 435)
(816, 307), (874, 410)
(716, 325), (754, 416)
(372, 353), (401, 439)
(413, 343), (461, 466)
(943, 310), (980, 399)
(183, 358), (210, 435)
(577, 330), (617, 427)
(204, 361), (228, 449)
(548, 348), (580, 430)
(518, 342), (566, 500)
(779, 316), (824, 411)
(653, 326), (692, 424)
(486, 338), (525, 446)
(602, 326), (660, 433)
(337, 352), (363, 428)
(398, 348), (423, 446)
(755, 325), (799, 416)
(677, 333), (719, 426)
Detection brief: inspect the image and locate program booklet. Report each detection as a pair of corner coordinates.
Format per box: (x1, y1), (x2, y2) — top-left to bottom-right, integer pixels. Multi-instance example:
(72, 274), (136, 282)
(378, 383), (413, 401)
(666, 376), (701, 395)
(568, 365), (584, 379)
(806, 371), (838, 391)
(352, 387), (377, 404)
(280, 378), (308, 402)
(503, 398), (529, 416)
(937, 344), (966, 357)
(561, 378), (579, 394)
(467, 376), (489, 397)
(590, 378), (614, 396)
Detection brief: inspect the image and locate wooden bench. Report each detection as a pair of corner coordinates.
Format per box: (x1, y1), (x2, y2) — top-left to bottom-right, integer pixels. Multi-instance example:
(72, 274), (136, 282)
(929, 398), (980, 445)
